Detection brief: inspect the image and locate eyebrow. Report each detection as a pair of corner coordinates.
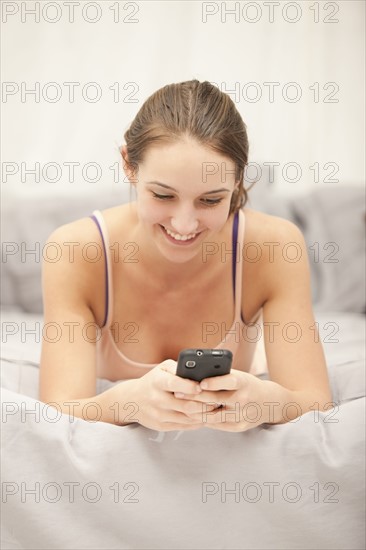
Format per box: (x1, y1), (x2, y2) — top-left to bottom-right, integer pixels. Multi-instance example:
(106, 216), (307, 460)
(145, 181), (230, 195)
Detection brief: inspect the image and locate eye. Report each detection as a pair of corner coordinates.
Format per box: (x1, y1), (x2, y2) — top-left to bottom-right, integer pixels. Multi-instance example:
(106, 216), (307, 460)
(151, 191), (223, 206)
(201, 198), (223, 206)
(152, 192), (174, 200)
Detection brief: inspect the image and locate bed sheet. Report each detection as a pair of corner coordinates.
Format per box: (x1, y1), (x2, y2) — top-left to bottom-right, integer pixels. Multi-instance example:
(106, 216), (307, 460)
(1, 309), (365, 550)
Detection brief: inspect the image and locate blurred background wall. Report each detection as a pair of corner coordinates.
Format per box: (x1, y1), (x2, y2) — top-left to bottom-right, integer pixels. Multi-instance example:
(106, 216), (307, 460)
(1, 0), (365, 199)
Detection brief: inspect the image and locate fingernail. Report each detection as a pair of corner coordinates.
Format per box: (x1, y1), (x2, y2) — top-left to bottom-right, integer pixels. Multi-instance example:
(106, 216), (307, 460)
(195, 385), (202, 393)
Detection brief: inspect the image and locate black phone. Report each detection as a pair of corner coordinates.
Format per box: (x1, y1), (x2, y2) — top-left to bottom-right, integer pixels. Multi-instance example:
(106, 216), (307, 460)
(176, 348), (232, 382)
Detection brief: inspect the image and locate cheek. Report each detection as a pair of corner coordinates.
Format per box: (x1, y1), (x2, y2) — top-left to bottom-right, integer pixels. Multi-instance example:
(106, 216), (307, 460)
(136, 196), (166, 225)
(203, 204), (231, 231)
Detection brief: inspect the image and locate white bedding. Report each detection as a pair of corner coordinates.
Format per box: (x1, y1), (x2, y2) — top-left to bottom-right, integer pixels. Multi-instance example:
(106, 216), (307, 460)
(1, 310), (365, 549)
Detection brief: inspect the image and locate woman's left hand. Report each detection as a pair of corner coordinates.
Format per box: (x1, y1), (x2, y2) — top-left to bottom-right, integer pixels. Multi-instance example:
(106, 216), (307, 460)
(174, 369), (270, 432)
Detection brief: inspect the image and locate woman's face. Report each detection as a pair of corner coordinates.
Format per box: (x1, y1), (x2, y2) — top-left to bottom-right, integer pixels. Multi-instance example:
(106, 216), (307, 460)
(128, 138), (238, 264)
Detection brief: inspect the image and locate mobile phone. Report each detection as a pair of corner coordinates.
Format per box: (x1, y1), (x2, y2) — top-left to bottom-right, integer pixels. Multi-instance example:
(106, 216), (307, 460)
(176, 348), (232, 382)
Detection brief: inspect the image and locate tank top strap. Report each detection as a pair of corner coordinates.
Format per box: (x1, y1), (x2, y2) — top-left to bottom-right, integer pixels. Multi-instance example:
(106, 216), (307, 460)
(90, 210), (114, 329)
(234, 209), (245, 318)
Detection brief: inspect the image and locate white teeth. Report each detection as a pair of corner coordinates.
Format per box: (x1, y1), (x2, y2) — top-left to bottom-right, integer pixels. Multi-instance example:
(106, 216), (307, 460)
(164, 227), (197, 241)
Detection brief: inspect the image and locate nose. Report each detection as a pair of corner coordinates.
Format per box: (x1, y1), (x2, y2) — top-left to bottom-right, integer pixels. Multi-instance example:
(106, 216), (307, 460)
(170, 207), (199, 235)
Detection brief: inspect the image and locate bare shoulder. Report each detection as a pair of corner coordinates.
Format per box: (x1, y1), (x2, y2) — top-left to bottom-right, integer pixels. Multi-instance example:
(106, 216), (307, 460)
(242, 207), (306, 312)
(45, 203), (135, 322)
(243, 206), (303, 243)
(45, 213), (106, 275)
(48, 202), (129, 236)
(46, 203), (135, 254)
(42, 215), (103, 312)
(243, 207), (305, 268)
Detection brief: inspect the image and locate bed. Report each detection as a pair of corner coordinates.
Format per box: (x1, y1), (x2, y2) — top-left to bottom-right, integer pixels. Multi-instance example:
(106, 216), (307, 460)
(1, 183), (365, 549)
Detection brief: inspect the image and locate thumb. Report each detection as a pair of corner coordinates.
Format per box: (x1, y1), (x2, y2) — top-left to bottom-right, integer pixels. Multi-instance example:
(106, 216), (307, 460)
(157, 359), (177, 376)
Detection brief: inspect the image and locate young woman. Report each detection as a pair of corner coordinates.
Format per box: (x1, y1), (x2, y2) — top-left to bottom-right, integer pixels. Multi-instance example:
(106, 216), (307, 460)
(39, 80), (332, 432)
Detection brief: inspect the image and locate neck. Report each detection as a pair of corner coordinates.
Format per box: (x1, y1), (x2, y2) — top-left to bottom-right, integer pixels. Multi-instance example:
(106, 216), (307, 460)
(133, 225), (231, 292)
(139, 236), (213, 290)
(127, 203), (235, 290)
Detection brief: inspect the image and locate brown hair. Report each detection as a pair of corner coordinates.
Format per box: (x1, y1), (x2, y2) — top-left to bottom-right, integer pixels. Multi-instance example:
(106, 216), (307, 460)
(123, 80), (252, 215)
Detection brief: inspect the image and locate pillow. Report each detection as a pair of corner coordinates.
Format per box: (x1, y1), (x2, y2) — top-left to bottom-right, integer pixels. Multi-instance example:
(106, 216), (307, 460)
(246, 181), (297, 223)
(289, 185), (366, 313)
(1, 186), (131, 313)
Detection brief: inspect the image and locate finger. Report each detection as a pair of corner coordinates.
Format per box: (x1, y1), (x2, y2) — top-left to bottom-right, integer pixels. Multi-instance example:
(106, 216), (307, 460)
(171, 398), (218, 418)
(159, 394), (212, 421)
(199, 373), (240, 391)
(157, 359), (178, 375)
(202, 408), (259, 431)
(157, 361), (202, 395)
(199, 408), (228, 425)
(174, 390), (236, 404)
(163, 409), (204, 424)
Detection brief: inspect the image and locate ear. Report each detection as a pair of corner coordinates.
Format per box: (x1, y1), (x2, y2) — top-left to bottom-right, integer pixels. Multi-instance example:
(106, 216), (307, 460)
(232, 181), (240, 195)
(120, 145), (138, 185)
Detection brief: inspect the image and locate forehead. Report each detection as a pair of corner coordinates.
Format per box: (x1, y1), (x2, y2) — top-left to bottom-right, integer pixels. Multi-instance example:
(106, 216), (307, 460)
(139, 139), (236, 187)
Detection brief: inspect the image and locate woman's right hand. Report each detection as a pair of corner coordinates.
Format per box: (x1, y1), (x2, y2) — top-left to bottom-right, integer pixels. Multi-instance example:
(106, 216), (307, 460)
(124, 360), (217, 431)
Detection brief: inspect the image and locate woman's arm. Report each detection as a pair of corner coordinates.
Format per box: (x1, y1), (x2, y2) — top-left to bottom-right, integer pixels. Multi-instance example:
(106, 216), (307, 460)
(39, 222), (111, 408)
(38, 223), (216, 431)
(38, 222), (141, 426)
(259, 217), (333, 417)
(43, 380), (139, 426)
(255, 379), (333, 425)
(174, 217), (333, 432)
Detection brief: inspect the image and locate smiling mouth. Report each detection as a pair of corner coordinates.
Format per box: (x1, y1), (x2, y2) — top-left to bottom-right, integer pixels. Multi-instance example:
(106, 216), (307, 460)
(159, 225), (202, 244)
